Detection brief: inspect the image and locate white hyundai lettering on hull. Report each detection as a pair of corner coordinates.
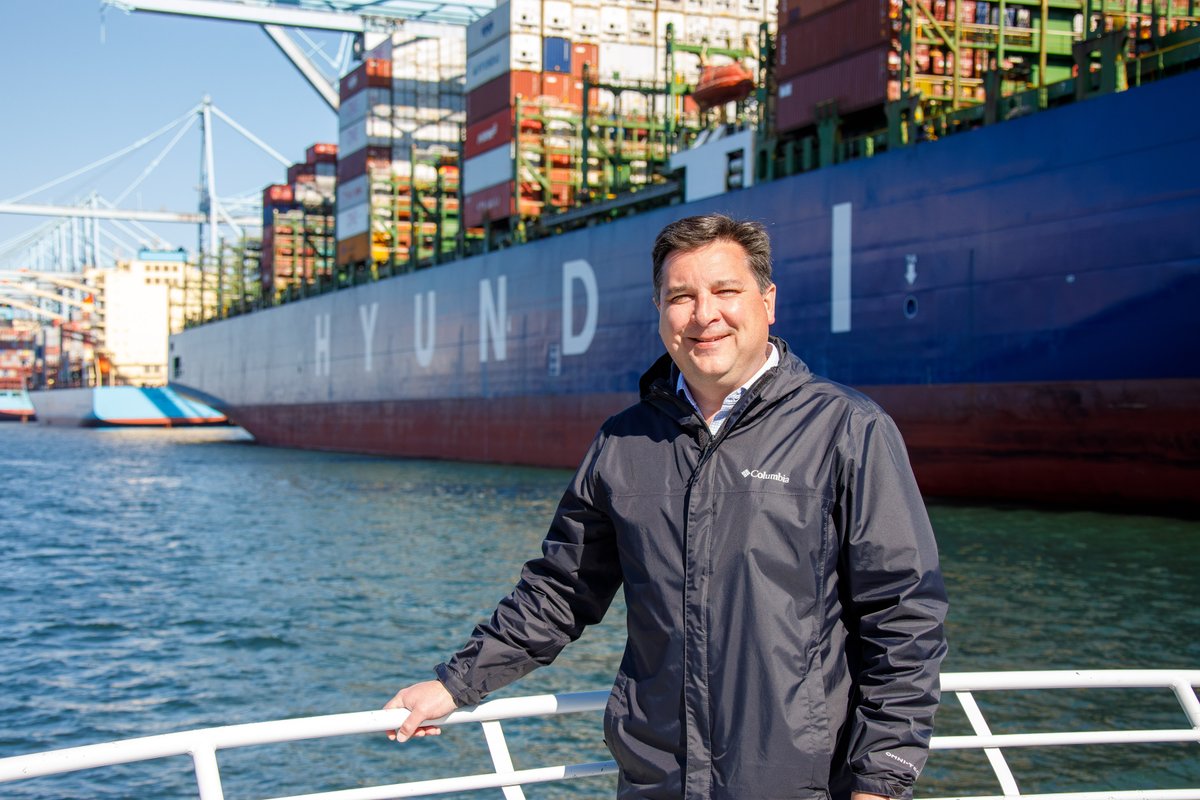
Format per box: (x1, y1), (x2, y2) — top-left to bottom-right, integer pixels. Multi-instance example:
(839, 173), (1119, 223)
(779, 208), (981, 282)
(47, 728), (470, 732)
(480, 276), (508, 363)
(562, 259), (598, 357)
(315, 313), (331, 377)
(832, 202), (852, 334)
(359, 303), (379, 372)
(415, 291), (436, 368)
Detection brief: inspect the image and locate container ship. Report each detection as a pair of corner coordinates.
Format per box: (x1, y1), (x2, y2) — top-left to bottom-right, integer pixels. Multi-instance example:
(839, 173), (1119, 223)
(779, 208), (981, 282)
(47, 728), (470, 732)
(169, 0), (1200, 511)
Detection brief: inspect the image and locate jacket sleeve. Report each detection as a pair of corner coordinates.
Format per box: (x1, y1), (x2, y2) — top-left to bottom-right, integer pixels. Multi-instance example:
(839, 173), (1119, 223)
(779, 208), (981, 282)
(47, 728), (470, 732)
(435, 427), (623, 707)
(836, 409), (949, 800)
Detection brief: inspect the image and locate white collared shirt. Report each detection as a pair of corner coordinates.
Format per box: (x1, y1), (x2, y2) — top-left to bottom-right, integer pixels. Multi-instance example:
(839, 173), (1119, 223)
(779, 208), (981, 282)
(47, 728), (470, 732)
(677, 343), (780, 434)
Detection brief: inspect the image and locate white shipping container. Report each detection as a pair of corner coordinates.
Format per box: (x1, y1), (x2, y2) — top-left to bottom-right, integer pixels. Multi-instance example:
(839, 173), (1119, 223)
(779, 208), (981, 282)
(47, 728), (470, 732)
(337, 203), (370, 239)
(740, 0), (764, 18)
(338, 117), (397, 154)
(600, 7), (629, 39)
(665, 48), (704, 82)
(628, 9), (655, 42)
(542, 0), (573, 33)
(336, 174), (370, 209)
(656, 11), (686, 43)
(709, 18), (738, 47)
(592, 87), (651, 115)
(574, 7), (601, 40)
(467, 0), (542, 55)
(712, 0), (738, 16)
(341, 116), (462, 155)
(685, 0), (713, 14)
(389, 160), (443, 183)
(465, 34), (543, 92)
(462, 144), (514, 195)
(394, 44), (465, 81)
(295, 183), (335, 206)
(339, 87), (392, 126)
(684, 15), (713, 44)
(739, 19), (764, 46)
(598, 42), (658, 81)
(338, 121), (369, 158)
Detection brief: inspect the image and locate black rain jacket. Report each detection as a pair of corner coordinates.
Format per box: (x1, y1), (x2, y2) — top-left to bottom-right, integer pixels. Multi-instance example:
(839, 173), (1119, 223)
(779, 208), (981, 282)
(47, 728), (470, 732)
(436, 339), (948, 800)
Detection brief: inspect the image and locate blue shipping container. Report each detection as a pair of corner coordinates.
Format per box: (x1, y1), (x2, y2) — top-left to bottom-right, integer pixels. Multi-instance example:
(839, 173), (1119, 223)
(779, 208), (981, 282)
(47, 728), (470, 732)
(543, 36), (572, 74)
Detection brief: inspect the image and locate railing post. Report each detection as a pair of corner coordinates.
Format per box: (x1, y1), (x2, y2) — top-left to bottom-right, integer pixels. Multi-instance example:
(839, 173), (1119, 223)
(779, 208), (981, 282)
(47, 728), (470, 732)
(956, 690), (1021, 796)
(1172, 680), (1200, 729)
(191, 742), (225, 800)
(480, 720), (526, 800)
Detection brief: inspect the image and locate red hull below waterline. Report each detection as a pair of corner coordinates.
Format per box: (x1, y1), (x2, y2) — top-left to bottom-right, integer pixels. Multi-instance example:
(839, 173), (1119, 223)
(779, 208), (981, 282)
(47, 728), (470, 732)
(219, 378), (1198, 512)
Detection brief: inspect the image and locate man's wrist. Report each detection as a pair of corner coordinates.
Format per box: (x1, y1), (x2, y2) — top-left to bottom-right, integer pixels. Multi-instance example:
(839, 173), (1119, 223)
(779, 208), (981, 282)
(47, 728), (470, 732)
(850, 775), (905, 800)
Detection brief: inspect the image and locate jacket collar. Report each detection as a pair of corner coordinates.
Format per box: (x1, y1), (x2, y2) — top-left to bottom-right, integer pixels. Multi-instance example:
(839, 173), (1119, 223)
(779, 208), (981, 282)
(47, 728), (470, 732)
(639, 336), (813, 406)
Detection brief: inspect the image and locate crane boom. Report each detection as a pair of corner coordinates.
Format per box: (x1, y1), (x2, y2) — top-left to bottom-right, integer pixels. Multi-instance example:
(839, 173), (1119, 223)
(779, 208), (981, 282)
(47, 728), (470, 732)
(0, 202), (258, 227)
(0, 295), (67, 322)
(105, 0), (392, 33)
(104, 1), (487, 111)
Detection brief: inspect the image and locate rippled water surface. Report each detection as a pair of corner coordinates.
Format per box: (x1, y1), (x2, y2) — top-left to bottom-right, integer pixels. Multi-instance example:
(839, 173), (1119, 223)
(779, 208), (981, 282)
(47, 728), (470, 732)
(1, 424), (1197, 799)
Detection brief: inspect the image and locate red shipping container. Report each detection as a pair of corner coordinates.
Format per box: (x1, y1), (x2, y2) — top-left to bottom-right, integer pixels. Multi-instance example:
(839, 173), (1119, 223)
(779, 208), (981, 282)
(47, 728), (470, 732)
(775, 0), (895, 81)
(467, 70), (542, 121)
(778, 0), (860, 27)
(539, 71), (579, 106)
(287, 162), (316, 183)
(339, 59), (393, 101)
(306, 142), (338, 163)
(775, 44), (898, 133)
(463, 181), (543, 227)
(465, 107), (517, 159)
(336, 145), (392, 182)
(571, 43), (599, 80)
(263, 184), (294, 204)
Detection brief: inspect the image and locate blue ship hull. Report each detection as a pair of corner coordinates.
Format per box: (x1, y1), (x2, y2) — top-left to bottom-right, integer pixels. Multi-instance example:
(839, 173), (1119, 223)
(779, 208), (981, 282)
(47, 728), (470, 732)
(29, 387), (227, 427)
(170, 69), (1200, 510)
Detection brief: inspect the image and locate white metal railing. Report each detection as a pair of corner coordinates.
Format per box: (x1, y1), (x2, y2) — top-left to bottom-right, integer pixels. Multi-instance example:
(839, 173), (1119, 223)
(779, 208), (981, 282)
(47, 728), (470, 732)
(0, 670), (1197, 800)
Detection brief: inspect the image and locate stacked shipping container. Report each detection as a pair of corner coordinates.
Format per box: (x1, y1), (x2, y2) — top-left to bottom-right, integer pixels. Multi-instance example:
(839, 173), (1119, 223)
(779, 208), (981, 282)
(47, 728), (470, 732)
(774, 0), (903, 133)
(0, 323), (37, 392)
(773, 0), (1198, 136)
(261, 143), (337, 298)
(336, 27), (467, 267)
(461, 0), (777, 228)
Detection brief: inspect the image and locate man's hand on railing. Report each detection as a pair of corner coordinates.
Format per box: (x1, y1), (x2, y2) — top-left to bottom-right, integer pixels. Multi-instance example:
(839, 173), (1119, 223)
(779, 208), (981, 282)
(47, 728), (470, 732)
(384, 680), (457, 743)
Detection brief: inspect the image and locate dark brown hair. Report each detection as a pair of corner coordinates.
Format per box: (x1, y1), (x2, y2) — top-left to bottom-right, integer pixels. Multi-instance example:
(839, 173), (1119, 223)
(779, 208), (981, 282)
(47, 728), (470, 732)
(651, 213), (773, 300)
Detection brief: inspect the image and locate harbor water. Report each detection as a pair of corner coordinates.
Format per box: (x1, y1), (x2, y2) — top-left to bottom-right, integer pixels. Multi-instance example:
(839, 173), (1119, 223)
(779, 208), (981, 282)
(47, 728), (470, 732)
(1, 424), (1197, 800)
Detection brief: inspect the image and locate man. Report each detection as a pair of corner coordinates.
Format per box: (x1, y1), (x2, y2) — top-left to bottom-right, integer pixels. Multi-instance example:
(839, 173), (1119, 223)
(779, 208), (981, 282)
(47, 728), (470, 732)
(386, 213), (948, 800)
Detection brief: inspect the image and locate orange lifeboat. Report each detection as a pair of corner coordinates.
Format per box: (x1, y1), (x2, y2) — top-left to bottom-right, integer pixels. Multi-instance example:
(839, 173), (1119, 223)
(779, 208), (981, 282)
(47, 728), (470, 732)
(692, 62), (755, 110)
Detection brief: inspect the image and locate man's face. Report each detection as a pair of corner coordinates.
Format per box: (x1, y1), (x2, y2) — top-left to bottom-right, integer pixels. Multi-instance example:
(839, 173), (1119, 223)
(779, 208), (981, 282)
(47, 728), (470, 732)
(656, 239), (776, 400)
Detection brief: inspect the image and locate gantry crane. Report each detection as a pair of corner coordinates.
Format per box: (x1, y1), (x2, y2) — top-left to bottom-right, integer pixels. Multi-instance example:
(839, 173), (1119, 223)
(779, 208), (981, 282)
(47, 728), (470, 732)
(103, 0), (492, 111)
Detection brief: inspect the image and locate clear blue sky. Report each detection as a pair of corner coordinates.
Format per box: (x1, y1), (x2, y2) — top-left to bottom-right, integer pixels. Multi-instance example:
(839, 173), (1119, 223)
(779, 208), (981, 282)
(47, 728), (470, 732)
(0, 1), (354, 263)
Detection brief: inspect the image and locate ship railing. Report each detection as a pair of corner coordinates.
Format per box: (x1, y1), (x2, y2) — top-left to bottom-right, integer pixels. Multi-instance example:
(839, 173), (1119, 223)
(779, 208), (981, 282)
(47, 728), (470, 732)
(0, 669), (1197, 800)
